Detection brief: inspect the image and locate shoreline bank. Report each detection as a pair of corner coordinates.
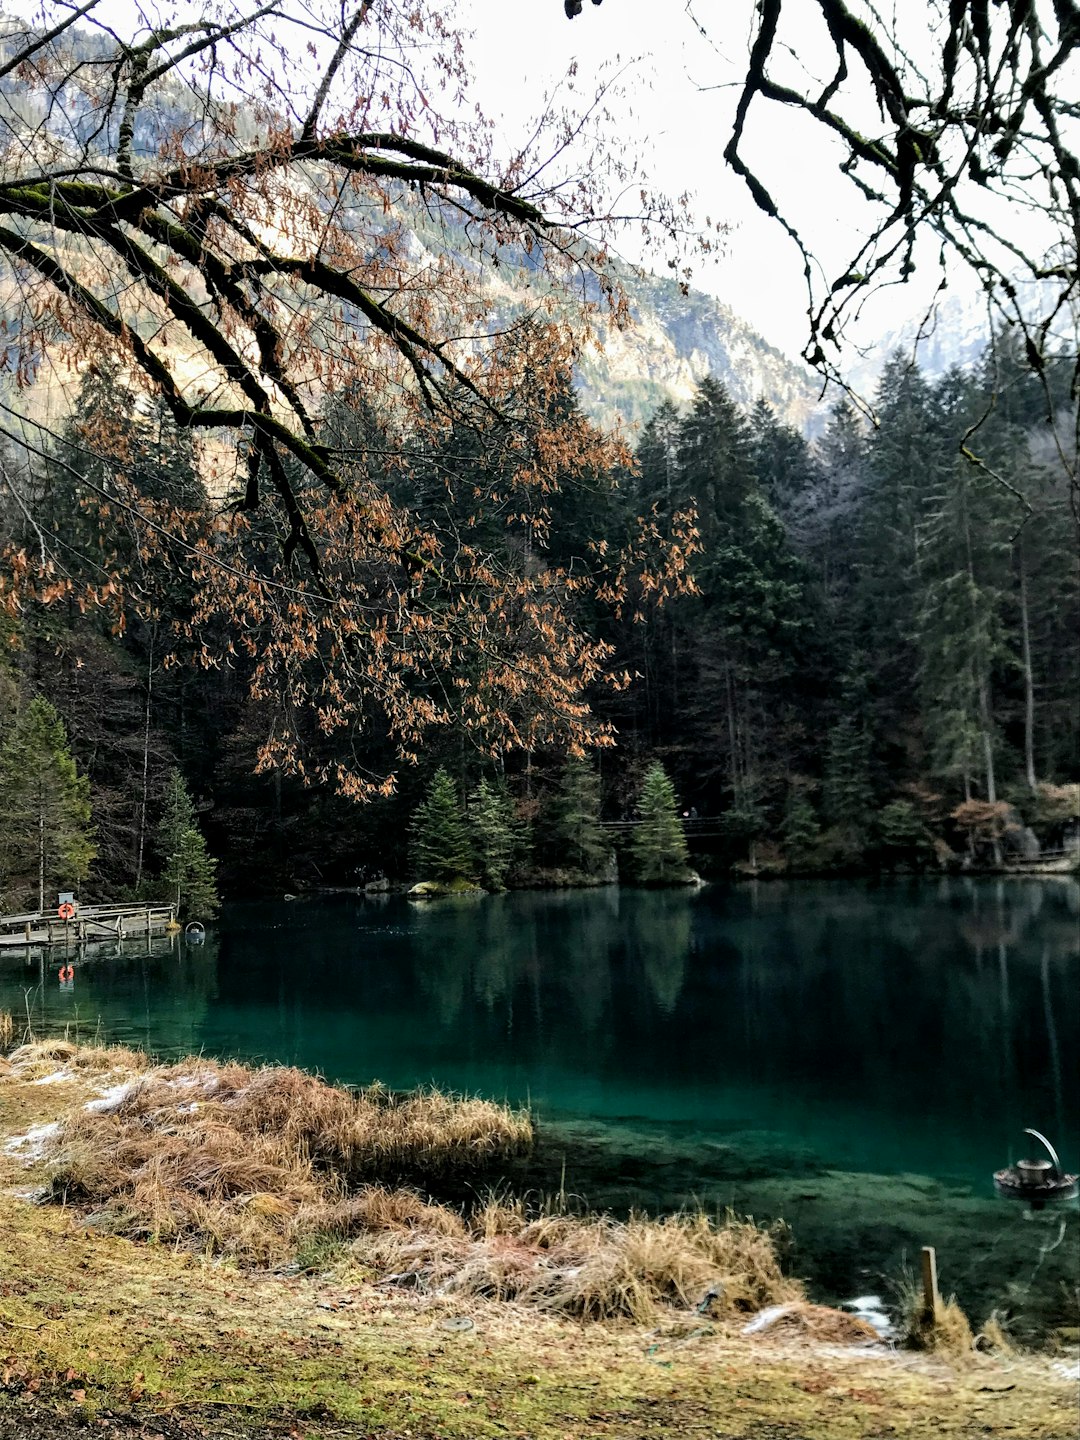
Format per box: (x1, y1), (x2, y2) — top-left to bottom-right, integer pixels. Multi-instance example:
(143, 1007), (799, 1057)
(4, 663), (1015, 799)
(1, 1037), (1077, 1439)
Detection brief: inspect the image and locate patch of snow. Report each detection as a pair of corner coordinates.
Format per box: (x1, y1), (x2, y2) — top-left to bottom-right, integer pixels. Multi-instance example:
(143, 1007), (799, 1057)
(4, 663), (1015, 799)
(85, 1081), (135, 1113)
(31, 1069), (75, 1085)
(1052, 1358), (1080, 1382)
(742, 1303), (798, 1335)
(841, 1294), (895, 1340)
(3, 1121), (60, 1162)
(177, 1101), (199, 1113)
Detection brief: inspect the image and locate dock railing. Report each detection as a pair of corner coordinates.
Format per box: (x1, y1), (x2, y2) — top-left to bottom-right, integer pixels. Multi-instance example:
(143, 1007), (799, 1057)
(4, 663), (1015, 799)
(0, 902), (177, 948)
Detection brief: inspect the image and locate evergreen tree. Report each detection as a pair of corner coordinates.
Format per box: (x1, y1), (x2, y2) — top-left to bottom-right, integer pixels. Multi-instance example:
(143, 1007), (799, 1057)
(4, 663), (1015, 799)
(634, 400), (683, 517)
(823, 714), (875, 850)
(876, 799), (932, 863)
(677, 375), (757, 542)
(630, 763), (691, 883)
(469, 777), (522, 890)
(411, 768), (474, 883)
(781, 785), (821, 866)
(541, 759), (611, 879)
(156, 768), (219, 918)
(914, 370), (1012, 815)
(790, 399), (866, 615)
(750, 399), (818, 517)
(848, 357), (937, 778)
(0, 696), (96, 911)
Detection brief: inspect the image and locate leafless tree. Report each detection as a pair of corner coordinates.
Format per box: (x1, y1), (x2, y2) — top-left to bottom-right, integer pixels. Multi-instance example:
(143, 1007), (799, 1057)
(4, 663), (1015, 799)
(574, 1), (1077, 429)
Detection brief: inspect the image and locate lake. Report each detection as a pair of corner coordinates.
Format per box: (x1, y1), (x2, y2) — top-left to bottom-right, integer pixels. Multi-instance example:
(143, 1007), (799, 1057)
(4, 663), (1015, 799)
(3, 877), (1078, 1337)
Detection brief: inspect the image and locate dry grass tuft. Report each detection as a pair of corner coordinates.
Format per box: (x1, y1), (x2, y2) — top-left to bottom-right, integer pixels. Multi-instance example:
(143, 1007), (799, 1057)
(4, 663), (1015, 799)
(743, 1300), (881, 1344)
(308, 1185), (467, 1241)
(899, 1282), (975, 1356)
(345, 1206), (802, 1325)
(19, 1046), (800, 1328)
(0, 1010), (13, 1051)
(976, 1315), (1015, 1355)
(7, 1039), (150, 1079)
(35, 1056), (530, 1261)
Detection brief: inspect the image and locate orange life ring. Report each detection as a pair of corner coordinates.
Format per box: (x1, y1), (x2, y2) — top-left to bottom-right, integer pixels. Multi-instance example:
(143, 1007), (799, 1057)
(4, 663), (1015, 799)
(57, 902), (75, 920)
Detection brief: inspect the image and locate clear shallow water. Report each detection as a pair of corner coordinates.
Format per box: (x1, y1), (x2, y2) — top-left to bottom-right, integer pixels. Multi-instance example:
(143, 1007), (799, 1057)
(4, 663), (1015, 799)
(3, 877), (1078, 1327)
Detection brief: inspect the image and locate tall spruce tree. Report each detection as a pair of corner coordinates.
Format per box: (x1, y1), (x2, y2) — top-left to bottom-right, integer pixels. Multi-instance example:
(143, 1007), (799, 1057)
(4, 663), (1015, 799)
(630, 764), (691, 884)
(411, 768), (474, 883)
(823, 714), (875, 853)
(781, 784), (821, 867)
(541, 759), (611, 879)
(157, 768), (219, 919)
(914, 370), (1012, 818)
(469, 777), (522, 890)
(0, 696), (96, 911)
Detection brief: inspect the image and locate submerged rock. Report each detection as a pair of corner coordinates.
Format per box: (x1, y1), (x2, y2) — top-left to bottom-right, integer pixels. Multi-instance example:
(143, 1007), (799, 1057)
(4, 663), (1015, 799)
(407, 878), (483, 898)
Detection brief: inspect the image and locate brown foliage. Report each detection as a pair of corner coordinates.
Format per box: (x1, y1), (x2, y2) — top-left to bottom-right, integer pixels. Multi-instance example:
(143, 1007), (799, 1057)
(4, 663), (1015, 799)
(0, 4), (699, 795)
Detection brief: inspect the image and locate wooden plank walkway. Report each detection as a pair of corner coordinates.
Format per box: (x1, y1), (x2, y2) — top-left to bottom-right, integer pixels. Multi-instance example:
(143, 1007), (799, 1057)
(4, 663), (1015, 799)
(0, 902), (177, 949)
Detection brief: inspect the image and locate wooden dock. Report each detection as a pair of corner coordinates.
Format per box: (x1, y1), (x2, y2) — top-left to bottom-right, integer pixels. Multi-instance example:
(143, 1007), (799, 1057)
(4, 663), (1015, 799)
(0, 902), (178, 949)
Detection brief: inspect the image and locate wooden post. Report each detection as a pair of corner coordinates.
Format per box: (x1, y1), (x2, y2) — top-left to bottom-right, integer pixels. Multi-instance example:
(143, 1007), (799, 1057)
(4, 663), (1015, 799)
(921, 1246), (940, 1321)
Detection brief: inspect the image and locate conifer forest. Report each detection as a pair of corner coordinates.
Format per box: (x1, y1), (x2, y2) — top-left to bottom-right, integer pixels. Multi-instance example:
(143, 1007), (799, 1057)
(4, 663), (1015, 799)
(0, 0), (1076, 906)
(2, 345), (1076, 904)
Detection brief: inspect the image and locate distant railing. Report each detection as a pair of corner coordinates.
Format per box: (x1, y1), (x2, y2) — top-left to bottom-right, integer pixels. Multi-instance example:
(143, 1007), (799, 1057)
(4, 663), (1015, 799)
(1003, 849), (1073, 868)
(0, 902), (177, 947)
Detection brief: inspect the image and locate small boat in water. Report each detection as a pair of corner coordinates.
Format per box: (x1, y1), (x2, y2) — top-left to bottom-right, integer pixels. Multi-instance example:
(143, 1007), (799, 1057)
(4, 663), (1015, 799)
(994, 1129), (1079, 1210)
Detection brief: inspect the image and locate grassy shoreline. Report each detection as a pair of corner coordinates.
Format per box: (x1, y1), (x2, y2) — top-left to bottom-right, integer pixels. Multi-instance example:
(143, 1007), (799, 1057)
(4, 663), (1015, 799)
(1, 1034), (1078, 1439)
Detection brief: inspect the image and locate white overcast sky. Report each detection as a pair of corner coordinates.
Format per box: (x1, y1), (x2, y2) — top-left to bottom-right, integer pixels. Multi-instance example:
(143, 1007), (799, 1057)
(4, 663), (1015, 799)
(457, 0), (954, 357)
(6, 0), (1059, 359)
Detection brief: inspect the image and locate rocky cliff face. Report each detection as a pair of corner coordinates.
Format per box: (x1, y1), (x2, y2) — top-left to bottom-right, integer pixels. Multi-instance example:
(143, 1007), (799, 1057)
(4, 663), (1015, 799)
(576, 277), (821, 435)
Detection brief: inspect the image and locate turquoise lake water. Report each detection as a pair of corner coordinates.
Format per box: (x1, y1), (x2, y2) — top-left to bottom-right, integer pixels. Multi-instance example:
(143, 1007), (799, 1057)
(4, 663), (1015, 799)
(3, 877), (1077, 1331)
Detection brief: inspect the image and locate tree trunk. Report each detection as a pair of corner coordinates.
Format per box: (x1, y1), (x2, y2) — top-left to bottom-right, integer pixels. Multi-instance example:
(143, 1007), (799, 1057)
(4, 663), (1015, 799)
(979, 677), (1002, 867)
(724, 659), (740, 805)
(1018, 552), (1037, 793)
(135, 635), (154, 891)
(38, 799), (45, 913)
(963, 481), (1001, 865)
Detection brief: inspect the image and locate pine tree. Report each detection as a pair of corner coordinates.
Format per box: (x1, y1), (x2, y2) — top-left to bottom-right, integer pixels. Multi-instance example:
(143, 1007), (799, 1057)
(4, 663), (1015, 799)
(634, 400), (683, 517)
(411, 768), (474, 883)
(469, 777), (521, 890)
(876, 799), (932, 861)
(789, 399), (866, 615)
(823, 714), (874, 851)
(0, 696), (96, 911)
(781, 785), (821, 866)
(156, 768), (219, 919)
(677, 375), (757, 543)
(630, 764), (691, 884)
(541, 759), (611, 879)
(914, 370), (1012, 820)
(750, 399), (818, 517)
